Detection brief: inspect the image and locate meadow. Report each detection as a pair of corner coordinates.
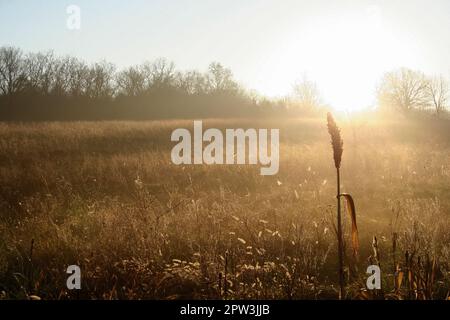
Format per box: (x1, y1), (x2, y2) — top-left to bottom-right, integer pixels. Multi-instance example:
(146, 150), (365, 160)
(0, 116), (449, 300)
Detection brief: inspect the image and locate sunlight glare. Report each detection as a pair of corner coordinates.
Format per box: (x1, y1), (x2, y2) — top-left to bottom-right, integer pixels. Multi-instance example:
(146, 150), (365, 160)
(254, 6), (419, 113)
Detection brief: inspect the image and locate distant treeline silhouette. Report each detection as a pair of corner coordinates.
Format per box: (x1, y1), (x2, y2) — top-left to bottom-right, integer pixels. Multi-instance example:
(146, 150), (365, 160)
(0, 46), (320, 121)
(1, 46), (448, 121)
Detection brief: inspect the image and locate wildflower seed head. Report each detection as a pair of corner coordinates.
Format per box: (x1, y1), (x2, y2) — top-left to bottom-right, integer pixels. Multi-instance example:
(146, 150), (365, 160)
(326, 112), (344, 169)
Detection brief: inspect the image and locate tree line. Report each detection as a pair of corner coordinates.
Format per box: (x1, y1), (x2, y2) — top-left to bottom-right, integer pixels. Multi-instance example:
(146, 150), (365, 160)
(0, 46), (448, 120)
(0, 46), (295, 120)
(377, 68), (449, 118)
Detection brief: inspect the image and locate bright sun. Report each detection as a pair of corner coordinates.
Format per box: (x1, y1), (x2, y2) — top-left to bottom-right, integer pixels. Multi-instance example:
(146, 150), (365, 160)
(254, 6), (418, 113)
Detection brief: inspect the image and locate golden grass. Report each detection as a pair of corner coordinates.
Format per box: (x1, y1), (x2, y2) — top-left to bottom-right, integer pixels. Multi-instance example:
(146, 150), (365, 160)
(0, 117), (449, 299)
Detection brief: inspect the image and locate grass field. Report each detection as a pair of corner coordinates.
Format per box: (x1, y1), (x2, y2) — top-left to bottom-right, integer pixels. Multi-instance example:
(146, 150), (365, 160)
(0, 117), (449, 299)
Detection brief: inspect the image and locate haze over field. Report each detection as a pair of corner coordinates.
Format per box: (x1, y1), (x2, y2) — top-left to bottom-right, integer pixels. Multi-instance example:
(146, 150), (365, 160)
(2, 0), (450, 111)
(0, 0), (450, 301)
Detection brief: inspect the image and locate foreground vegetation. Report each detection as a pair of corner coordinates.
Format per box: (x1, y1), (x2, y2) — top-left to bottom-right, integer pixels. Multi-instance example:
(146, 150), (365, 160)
(0, 117), (449, 299)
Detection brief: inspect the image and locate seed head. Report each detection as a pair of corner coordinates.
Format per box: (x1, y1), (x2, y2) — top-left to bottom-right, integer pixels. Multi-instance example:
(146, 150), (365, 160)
(327, 112), (344, 169)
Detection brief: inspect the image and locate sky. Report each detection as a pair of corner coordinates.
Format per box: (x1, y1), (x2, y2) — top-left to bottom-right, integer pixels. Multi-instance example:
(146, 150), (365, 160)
(1, 0), (450, 111)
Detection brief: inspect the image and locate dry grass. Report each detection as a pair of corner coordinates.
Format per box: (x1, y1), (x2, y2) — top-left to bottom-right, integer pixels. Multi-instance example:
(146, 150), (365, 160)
(0, 117), (449, 300)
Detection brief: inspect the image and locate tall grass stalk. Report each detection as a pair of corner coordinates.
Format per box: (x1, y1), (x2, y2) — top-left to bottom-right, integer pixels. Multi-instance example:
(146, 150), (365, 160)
(327, 112), (345, 299)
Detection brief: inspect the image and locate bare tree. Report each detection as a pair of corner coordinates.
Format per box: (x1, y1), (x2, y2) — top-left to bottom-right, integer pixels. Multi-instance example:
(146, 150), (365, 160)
(377, 68), (429, 114)
(116, 66), (146, 97)
(24, 51), (56, 94)
(85, 61), (116, 99)
(143, 58), (176, 90)
(291, 76), (322, 110)
(51, 57), (74, 96)
(207, 62), (238, 93)
(427, 75), (448, 117)
(65, 57), (89, 97)
(0, 47), (27, 96)
(176, 70), (209, 95)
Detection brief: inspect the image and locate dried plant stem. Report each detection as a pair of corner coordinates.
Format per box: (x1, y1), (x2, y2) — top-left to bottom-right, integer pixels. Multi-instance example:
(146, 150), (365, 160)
(327, 112), (345, 299)
(336, 168), (344, 299)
